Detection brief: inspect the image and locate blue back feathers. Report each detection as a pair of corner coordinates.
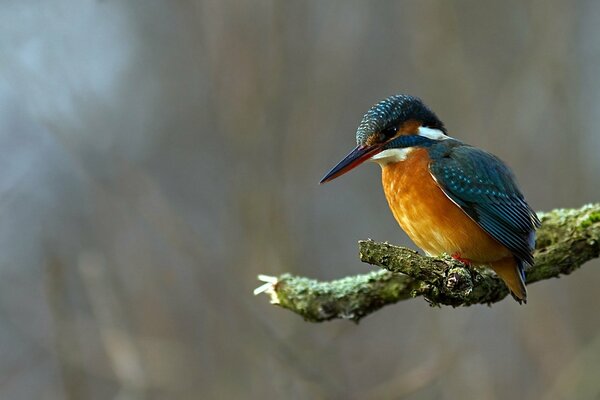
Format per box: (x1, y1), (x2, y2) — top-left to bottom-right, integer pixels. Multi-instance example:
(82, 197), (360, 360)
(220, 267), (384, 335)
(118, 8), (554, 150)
(428, 140), (540, 266)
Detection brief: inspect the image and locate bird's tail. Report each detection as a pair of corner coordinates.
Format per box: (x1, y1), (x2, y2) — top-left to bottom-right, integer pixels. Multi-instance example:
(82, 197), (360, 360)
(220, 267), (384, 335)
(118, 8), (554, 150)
(489, 256), (527, 303)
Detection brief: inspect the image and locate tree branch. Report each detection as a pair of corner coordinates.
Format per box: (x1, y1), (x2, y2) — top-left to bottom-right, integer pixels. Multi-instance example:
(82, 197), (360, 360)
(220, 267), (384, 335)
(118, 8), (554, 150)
(255, 204), (600, 322)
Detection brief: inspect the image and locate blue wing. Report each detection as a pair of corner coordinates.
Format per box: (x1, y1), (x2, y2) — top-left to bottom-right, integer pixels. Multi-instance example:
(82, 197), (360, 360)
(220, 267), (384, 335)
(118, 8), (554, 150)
(429, 142), (540, 265)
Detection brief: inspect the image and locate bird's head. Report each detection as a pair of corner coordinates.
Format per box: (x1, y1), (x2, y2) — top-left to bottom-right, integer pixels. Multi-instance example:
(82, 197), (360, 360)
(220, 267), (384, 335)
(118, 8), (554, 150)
(320, 94), (448, 183)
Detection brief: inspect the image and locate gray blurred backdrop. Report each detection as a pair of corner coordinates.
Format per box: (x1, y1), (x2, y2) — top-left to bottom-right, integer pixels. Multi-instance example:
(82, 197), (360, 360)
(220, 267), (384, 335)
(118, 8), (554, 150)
(1, 1), (600, 399)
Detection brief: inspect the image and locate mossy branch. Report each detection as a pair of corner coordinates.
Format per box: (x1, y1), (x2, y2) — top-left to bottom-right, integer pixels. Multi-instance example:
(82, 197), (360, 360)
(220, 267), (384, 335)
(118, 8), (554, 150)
(255, 204), (600, 322)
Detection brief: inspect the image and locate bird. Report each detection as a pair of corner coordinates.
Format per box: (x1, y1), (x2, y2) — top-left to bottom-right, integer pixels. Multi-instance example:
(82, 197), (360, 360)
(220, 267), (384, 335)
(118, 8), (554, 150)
(320, 94), (540, 302)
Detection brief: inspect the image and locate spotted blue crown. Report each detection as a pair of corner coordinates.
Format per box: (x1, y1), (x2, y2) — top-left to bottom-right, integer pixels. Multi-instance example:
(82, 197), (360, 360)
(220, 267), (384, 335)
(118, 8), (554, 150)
(355, 94), (445, 145)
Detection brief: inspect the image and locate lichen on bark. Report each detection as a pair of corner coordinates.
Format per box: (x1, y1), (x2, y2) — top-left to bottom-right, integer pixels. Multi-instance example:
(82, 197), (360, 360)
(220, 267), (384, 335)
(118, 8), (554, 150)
(256, 204), (600, 322)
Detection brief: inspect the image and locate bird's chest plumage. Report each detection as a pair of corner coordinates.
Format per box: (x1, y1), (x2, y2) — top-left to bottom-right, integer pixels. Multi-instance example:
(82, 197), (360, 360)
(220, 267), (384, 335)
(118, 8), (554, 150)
(381, 148), (509, 262)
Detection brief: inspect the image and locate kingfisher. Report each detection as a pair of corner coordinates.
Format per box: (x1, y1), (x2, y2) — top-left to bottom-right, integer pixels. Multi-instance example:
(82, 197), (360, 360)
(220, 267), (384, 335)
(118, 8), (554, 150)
(320, 94), (540, 302)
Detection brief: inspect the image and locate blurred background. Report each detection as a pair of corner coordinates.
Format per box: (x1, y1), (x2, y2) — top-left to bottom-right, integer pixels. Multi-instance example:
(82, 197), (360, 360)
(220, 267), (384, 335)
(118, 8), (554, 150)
(1, 1), (600, 399)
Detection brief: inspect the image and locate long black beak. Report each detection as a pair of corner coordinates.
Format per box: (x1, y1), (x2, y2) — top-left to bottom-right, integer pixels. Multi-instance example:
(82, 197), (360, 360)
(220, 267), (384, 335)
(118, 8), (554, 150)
(320, 144), (383, 184)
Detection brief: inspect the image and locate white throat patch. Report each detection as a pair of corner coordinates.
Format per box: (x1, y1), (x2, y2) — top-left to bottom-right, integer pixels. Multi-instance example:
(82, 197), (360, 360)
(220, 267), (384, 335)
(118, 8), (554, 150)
(371, 148), (414, 165)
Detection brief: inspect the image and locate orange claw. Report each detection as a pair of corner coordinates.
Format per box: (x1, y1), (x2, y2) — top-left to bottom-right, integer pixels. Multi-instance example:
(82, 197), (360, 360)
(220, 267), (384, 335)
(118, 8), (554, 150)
(451, 253), (473, 266)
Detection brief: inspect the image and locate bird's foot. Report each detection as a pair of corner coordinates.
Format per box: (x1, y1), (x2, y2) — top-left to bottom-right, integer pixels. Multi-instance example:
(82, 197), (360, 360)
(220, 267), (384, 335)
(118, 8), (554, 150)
(451, 253), (472, 266)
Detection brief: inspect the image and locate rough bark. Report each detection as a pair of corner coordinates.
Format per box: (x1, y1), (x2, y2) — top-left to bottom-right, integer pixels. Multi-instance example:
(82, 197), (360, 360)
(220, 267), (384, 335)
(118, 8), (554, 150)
(255, 204), (600, 322)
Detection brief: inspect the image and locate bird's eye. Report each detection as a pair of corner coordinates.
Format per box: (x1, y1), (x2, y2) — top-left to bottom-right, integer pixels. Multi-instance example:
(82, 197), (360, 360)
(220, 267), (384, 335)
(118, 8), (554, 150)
(381, 126), (398, 140)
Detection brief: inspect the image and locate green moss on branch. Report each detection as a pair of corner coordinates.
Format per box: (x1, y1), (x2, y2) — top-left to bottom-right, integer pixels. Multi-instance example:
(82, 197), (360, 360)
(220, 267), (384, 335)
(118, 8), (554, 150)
(256, 204), (600, 322)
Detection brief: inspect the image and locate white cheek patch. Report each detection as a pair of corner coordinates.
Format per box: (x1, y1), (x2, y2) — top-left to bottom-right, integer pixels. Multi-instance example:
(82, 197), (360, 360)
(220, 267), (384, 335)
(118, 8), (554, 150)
(418, 126), (449, 140)
(370, 148), (414, 165)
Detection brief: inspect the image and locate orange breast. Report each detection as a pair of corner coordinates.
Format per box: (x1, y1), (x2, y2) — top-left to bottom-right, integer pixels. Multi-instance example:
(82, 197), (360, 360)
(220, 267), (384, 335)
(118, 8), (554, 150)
(381, 148), (510, 263)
